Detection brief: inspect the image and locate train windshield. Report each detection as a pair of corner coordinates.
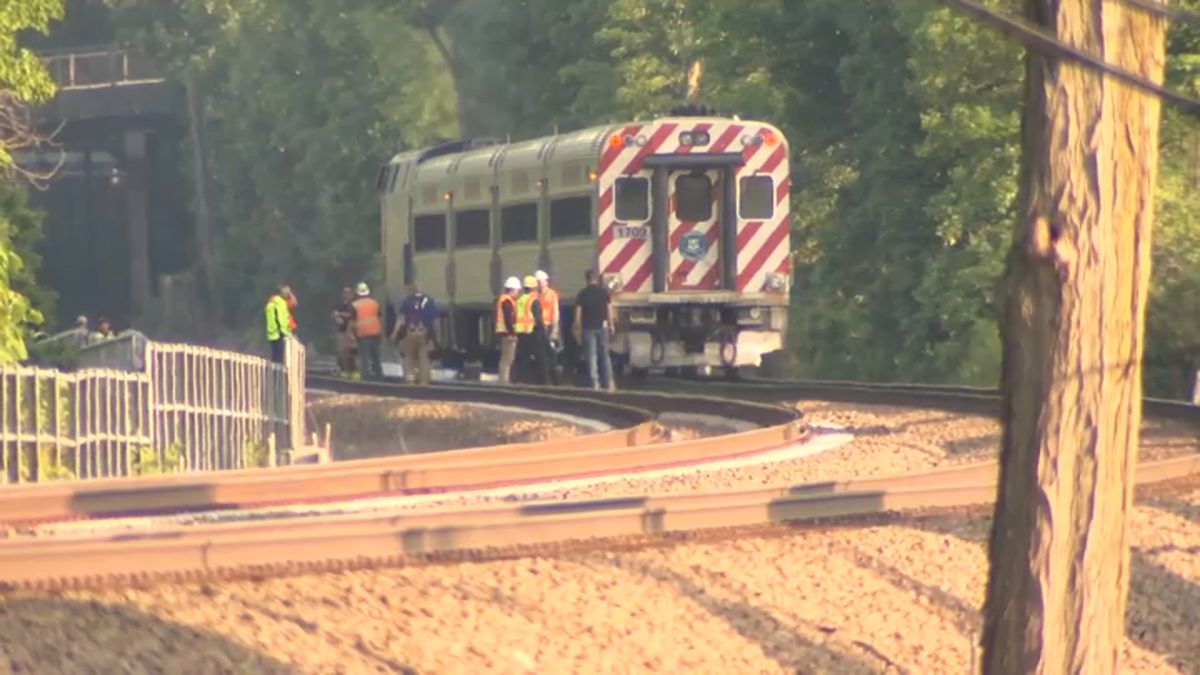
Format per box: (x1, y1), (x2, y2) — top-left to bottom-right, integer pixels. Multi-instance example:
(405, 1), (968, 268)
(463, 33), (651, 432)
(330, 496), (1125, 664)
(675, 174), (712, 221)
(615, 177), (649, 221)
(739, 176), (775, 219)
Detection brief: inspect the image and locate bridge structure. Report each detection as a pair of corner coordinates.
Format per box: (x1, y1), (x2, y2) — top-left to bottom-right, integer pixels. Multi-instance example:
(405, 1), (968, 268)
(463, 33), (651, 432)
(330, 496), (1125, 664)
(26, 45), (192, 329)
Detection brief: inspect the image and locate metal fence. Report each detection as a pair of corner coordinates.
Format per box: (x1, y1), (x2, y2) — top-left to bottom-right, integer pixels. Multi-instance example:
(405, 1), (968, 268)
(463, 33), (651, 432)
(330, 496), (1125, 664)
(0, 336), (305, 483)
(40, 47), (165, 92)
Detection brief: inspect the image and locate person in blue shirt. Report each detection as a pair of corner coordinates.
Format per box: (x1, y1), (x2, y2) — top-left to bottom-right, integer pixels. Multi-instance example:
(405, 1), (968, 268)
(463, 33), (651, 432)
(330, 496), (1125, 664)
(390, 281), (438, 384)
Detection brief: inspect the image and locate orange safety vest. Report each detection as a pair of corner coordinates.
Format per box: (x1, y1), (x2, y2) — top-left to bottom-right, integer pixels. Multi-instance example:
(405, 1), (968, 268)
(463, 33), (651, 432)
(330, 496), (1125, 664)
(287, 297), (298, 332)
(538, 287), (559, 329)
(352, 297), (383, 337)
(514, 293), (536, 334)
(495, 294), (516, 335)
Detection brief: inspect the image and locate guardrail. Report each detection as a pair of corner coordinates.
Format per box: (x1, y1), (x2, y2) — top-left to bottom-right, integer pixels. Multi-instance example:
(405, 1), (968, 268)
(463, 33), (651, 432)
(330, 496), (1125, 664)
(0, 334), (305, 483)
(40, 47), (165, 92)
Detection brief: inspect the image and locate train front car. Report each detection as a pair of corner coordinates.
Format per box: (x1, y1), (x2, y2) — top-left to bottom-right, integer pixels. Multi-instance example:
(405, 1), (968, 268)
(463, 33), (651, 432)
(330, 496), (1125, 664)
(595, 117), (791, 374)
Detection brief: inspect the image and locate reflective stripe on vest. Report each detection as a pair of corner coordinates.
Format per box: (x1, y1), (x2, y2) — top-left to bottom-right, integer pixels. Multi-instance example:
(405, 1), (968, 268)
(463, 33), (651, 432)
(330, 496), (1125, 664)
(352, 298), (383, 337)
(538, 287), (559, 328)
(514, 293), (535, 334)
(495, 294), (516, 334)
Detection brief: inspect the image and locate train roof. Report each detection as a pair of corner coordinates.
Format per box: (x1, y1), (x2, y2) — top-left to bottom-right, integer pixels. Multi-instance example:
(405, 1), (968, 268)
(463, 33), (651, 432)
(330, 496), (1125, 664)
(384, 116), (779, 167)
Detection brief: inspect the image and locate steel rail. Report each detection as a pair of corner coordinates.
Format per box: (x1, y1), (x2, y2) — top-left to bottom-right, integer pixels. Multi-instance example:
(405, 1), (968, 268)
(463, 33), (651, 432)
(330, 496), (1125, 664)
(2, 452), (1198, 589)
(0, 379), (801, 526)
(0, 377), (1195, 589)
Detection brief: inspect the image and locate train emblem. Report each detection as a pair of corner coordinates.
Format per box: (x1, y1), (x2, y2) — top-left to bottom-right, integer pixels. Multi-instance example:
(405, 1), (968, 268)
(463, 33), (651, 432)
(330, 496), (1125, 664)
(679, 231), (709, 261)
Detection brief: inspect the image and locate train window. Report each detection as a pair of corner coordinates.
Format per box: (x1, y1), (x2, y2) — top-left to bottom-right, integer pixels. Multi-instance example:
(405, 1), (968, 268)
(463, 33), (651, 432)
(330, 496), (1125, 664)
(614, 177), (649, 221)
(675, 174), (712, 221)
(388, 165), (402, 192)
(375, 165), (389, 190)
(413, 213), (447, 251)
(550, 196), (592, 239)
(454, 209), (490, 248)
(739, 176), (774, 219)
(501, 202), (538, 243)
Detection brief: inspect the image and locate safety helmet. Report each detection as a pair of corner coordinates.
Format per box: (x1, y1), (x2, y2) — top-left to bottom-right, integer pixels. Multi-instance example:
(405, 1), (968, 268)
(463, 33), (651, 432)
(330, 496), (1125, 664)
(504, 276), (521, 290)
(534, 270), (549, 282)
(356, 282), (370, 296)
(523, 275), (537, 289)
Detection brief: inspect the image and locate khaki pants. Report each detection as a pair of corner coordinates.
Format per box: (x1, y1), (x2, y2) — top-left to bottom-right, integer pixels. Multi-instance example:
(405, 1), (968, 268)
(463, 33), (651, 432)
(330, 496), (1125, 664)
(498, 335), (517, 383)
(400, 329), (431, 384)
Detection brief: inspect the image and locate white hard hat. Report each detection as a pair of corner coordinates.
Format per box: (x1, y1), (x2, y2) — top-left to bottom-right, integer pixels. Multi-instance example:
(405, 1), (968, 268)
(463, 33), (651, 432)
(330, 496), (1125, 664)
(534, 270), (549, 282)
(504, 276), (521, 290)
(356, 282), (370, 296)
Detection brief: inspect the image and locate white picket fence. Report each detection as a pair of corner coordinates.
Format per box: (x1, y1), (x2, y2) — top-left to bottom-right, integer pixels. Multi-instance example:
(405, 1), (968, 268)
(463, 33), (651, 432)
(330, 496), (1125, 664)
(0, 334), (305, 483)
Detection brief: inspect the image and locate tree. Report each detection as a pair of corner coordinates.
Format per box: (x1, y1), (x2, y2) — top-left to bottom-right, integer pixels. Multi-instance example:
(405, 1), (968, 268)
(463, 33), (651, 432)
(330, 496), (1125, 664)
(982, 0), (1168, 671)
(0, 0), (64, 362)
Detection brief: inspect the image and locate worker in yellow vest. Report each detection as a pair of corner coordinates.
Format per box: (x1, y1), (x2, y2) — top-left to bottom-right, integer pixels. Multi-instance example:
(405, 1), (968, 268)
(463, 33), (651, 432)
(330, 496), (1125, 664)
(533, 269), (560, 385)
(265, 284), (294, 364)
(514, 275), (542, 384)
(494, 276), (521, 383)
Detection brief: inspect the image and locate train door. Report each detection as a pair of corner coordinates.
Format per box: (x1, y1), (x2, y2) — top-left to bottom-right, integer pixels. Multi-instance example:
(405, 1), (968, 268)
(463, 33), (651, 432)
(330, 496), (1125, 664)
(667, 168), (721, 290)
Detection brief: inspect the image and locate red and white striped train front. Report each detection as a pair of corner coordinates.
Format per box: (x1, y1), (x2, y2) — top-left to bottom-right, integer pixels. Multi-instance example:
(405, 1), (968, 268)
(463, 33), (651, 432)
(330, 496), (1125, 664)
(593, 117), (791, 371)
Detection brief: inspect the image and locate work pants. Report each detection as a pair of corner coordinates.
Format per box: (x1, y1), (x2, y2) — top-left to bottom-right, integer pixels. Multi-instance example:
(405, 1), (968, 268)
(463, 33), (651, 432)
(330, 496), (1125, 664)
(583, 328), (615, 391)
(269, 337), (287, 364)
(357, 334), (383, 379)
(400, 329), (431, 384)
(515, 334), (535, 384)
(497, 335), (517, 383)
(532, 331), (558, 385)
(336, 332), (359, 378)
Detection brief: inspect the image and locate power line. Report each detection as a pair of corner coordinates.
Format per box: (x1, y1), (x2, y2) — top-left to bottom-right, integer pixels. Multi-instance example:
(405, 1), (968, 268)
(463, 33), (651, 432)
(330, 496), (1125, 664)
(1120, 0), (1200, 27)
(937, 0), (1200, 115)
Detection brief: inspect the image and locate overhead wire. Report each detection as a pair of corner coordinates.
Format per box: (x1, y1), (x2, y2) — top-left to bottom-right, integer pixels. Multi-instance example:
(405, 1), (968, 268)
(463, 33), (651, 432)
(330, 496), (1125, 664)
(1119, 0), (1200, 26)
(935, 0), (1200, 114)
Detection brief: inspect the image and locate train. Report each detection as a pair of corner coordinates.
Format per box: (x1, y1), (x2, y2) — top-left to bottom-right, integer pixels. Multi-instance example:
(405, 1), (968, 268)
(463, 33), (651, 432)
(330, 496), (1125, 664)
(376, 113), (791, 376)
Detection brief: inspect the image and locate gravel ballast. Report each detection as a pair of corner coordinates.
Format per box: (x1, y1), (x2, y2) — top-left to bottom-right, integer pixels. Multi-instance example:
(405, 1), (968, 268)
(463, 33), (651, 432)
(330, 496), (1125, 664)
(3, 486), (1195, 674)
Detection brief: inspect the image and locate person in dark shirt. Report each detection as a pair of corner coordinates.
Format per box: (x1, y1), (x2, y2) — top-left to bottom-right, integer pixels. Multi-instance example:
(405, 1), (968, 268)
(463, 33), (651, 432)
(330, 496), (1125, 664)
(391, 281), (438, 384)
(331, 287), (358, 379)
(573, 269), (615, 391)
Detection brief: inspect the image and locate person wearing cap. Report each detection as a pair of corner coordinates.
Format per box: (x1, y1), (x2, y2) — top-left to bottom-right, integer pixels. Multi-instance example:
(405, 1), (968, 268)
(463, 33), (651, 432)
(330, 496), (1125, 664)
(351, 282), (384, 379)
(495, 276), (521, 383)
(392, 280), (438, 385)
(534, 270), (561, 348)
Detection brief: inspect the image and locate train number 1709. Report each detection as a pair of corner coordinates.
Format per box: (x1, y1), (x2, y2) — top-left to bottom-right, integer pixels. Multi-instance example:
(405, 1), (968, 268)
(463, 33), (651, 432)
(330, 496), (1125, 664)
(614, 225), (649, 239)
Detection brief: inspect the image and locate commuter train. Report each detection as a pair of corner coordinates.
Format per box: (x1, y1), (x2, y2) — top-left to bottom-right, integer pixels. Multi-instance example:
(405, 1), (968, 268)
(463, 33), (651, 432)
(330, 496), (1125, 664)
(376, 114), (791, 374)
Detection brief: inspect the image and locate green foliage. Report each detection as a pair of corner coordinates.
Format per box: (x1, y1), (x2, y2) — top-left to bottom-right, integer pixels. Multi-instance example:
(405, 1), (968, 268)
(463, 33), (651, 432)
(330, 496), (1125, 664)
(105, 0), (1199, 397)
(132, 443), (183, 477)
(243, 439), (269, 468)
(0, 0), (63, 363)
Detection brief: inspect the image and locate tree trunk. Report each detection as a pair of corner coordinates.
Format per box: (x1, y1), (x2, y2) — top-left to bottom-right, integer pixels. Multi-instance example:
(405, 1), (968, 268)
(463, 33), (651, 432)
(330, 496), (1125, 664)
(982, 1), (1167, 673)
(183, 69), (217, 311)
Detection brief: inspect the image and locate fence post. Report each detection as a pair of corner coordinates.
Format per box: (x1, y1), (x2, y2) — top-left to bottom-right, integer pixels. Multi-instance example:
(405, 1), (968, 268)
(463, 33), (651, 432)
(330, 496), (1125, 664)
(1193, 370), (1200, 405)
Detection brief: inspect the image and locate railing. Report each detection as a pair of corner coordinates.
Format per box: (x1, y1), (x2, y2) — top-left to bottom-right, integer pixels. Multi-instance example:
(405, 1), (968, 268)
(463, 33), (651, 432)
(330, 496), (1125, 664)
(40, 47), (165, 92)
(0, 335), (306, 483)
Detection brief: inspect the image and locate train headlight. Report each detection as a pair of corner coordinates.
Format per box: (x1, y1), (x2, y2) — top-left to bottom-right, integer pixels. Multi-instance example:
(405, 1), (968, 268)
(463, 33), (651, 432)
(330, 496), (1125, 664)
(635, 134), (648, 146)
(603, 273), (623, 292)
(679, 131), (694, 146)
(736, 306), (767, 325)
(765, 273), (786, 292)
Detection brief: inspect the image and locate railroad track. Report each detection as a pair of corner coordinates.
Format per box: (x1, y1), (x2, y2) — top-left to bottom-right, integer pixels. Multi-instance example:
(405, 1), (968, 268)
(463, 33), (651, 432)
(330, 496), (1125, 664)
(0, 376), (1196, 590)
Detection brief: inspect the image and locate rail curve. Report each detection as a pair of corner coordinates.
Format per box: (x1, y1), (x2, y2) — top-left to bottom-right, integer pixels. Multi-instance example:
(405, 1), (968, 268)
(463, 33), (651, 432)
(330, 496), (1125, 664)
(0, 376), (799, 526)
(1, 378), (1196, 590)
